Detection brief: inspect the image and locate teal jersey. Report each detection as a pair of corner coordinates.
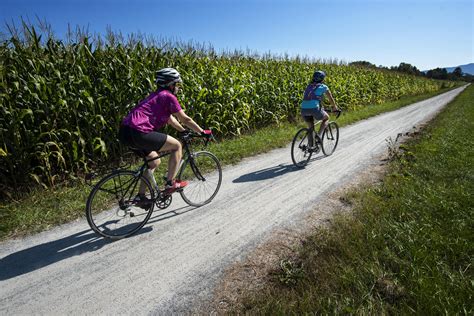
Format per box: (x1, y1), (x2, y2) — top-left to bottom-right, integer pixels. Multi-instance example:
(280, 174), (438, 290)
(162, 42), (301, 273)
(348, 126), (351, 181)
(300, 83), (328, 109)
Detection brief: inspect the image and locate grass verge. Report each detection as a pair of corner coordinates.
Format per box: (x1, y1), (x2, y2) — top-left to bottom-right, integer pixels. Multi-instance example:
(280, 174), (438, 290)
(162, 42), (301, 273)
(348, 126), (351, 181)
(237, 84), (473, 314)
(0, 86), (462, 240)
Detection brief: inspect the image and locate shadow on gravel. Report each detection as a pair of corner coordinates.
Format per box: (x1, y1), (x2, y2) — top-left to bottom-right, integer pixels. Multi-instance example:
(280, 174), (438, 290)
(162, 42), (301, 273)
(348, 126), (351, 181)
(0, 203), (201, 281)
(0, 226), (152, 280)
(233, 163), (301, 183)
(147, 205), (195, 225)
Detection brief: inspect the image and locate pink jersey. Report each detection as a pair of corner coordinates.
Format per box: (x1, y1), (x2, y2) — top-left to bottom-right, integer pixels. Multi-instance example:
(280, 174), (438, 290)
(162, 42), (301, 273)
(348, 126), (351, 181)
(122, 89), (182, 133)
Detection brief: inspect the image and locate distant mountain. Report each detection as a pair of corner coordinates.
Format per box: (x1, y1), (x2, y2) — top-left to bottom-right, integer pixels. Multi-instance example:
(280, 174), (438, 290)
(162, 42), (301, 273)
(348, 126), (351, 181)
(444, 63), (474, 75)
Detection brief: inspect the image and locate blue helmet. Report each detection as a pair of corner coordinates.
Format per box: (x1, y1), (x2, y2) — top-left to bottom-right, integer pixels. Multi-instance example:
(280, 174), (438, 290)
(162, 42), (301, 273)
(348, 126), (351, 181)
(312, 70), (326, 83)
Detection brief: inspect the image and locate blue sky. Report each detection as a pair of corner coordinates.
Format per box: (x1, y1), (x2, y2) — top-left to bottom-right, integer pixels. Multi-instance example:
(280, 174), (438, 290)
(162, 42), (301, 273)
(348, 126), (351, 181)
(1, 0), (472, 70)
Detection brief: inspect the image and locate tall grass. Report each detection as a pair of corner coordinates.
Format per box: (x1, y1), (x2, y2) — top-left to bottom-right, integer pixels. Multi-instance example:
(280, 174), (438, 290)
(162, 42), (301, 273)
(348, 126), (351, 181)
(0, 21), (454, 196)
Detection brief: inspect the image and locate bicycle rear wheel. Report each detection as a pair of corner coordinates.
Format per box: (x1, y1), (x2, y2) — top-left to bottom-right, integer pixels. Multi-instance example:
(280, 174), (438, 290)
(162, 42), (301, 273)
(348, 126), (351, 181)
(321, 121), (339, 156)
(85, 170), (155, 239)
(291, 128), (313, 167)
(178, 151), (222, 207)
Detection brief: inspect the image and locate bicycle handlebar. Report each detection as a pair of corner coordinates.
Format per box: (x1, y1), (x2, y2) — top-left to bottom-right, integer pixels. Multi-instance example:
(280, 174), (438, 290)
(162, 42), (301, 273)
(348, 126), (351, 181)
(178, 130), (215, 146)
(326, 109), (342, 119)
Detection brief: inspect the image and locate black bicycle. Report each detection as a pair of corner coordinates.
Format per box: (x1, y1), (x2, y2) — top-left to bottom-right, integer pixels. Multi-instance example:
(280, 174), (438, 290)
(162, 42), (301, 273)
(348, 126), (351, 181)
(291, 109), (341, 167)
(85, 131), (222, 240)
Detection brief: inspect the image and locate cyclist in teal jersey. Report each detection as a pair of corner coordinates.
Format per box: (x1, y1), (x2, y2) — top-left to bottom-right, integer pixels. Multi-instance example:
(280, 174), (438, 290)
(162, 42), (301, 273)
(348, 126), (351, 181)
(300, 70), (339, 148)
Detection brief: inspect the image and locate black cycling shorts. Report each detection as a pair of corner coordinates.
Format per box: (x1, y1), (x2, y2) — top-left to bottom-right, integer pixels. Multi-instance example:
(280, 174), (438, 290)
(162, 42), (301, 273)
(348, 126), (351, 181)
(301, 107), (327, 123)
(118, 125), (168, 156)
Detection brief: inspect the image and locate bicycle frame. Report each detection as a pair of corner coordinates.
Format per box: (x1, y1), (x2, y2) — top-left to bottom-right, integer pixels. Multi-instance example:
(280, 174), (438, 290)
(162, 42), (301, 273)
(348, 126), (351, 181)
(127, 131), (211, 197)
(307, 109), (341, 133)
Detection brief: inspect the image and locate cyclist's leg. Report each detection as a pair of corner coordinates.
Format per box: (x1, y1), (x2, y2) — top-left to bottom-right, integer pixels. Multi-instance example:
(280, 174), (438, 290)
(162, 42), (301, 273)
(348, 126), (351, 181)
(317, 109), (329, 138)
(140, 151), (161, 194)
(301, 110), (315, 147)
(156, 136), (182, 183)
(304, 116), (314, 129)
(124, 127), (168, 194)
(305, 117), (315, 147)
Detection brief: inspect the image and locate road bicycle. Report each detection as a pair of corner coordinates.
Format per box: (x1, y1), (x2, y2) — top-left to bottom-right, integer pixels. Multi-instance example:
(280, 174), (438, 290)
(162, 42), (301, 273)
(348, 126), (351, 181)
(291, 109), (341, 167)
(85, 131), (222, 240)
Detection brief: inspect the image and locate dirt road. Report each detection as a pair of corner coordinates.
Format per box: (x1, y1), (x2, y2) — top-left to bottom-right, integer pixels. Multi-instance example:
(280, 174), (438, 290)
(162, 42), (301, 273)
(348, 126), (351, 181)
(0, 86), (466, 314)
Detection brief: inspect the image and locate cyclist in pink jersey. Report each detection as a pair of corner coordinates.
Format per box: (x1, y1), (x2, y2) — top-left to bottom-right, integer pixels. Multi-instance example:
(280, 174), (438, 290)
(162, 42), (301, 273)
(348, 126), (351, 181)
(119, 68), (212, 197)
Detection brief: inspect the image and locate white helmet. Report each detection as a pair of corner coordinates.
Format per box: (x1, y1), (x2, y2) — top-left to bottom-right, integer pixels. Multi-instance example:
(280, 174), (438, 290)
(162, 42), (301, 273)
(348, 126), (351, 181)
(155, 67), (182, 87)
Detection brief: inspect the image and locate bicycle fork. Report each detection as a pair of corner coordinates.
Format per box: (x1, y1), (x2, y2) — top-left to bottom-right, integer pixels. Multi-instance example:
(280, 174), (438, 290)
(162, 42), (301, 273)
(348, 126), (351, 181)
(187, 154), (206, 181)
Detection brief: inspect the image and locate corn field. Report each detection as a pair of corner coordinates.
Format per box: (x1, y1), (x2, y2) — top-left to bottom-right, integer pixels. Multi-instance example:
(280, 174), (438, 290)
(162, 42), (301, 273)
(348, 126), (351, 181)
(0, 24), (453, 196)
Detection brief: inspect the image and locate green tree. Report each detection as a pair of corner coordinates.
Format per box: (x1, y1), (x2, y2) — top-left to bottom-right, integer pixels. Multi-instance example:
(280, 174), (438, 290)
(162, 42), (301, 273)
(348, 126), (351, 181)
(349, 61), (377, 68)
(451, 67), (463, 80)
(392, 62), (423, 76)
(426, 68), (448, 80)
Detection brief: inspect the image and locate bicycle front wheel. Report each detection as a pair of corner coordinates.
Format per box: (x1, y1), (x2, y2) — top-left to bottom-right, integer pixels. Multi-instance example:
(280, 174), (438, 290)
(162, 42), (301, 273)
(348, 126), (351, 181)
(85, 170), (155, 240)
(291, 128), (313, 167)
(321, 121), (339, 156)
(178, 151), (222, 207)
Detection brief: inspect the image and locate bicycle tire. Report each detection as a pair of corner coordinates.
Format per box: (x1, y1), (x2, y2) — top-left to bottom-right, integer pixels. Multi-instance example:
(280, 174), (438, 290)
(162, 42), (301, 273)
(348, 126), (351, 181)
(85, 170), (155, 240)
(178, 151), (222, 207)
(291, 127), (313, 167)
(321, 121), (339, 156)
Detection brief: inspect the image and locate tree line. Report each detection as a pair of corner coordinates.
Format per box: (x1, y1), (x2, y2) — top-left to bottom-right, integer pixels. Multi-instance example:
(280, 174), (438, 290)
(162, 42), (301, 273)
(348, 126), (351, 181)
(349, 61), (474, 82)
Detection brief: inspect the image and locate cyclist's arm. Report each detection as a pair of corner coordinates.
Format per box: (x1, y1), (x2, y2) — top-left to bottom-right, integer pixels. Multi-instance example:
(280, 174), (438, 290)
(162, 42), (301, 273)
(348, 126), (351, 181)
(325, 89), (339, 111)
(172, 110), (203, 134)
(167, 114), (186, 132)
